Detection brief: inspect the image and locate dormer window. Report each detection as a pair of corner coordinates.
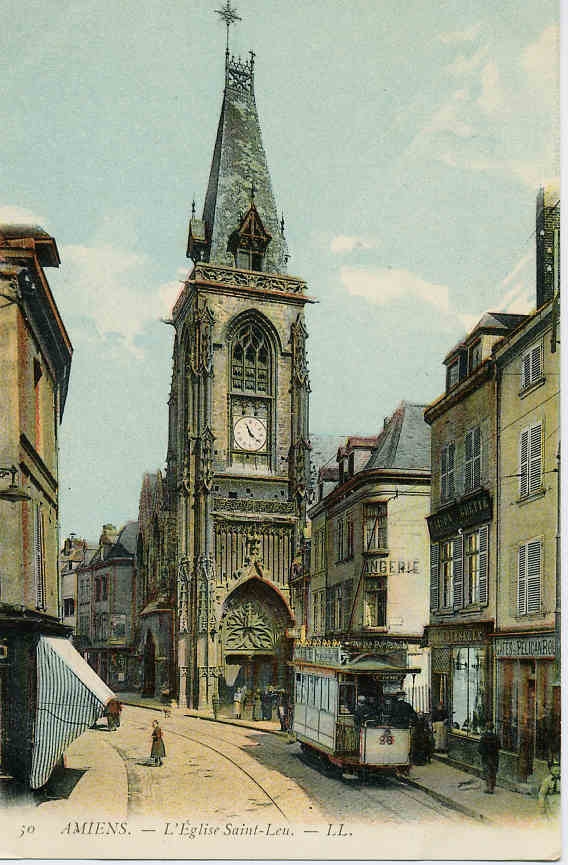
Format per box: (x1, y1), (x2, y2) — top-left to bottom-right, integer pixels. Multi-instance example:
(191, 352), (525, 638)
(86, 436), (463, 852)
(469, 340), (482, 372)
(228, 202), (271, 272)
(447, 361), (460, 390)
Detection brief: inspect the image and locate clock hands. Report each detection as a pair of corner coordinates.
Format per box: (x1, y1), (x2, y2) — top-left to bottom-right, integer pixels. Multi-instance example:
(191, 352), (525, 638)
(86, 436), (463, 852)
(246, 422), (261, 444)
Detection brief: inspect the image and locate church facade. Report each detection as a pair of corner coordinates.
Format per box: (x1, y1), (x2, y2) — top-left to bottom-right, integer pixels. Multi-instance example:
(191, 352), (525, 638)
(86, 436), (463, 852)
(164, 48), (312, 710)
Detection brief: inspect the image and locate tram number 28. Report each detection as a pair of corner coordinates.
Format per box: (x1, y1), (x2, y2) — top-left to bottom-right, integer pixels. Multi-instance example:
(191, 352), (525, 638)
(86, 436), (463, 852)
(379, 730), (395, 745)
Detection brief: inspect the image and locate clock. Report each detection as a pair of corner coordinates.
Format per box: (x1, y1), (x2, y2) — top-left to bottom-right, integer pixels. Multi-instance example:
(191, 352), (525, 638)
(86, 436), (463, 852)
(233, 416), (267, 452)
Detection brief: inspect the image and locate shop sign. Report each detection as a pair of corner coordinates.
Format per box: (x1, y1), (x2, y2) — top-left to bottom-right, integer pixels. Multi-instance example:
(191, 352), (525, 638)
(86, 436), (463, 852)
(428, 625), (489, 646)
(427, 490), (492, 541)
(494, 634), (558, 659)
(366, 558), (420, 575)
(343, 637), (411, 652)
(294, 644), (344, 665)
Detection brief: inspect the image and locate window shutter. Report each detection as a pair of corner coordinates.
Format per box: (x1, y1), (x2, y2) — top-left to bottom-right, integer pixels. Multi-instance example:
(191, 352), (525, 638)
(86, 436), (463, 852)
(448, 442), (455, 497)
(441, 447), (447, 500)
(526, 540), (541, 613)
(517, 545), (527, 615)
(343, 580), (353, 628)
(529, 423), (542, 492)
(478, 525), (489, 605)
(325, 590), (333, 632)
(519, 428), (529, 497)
(464, 430), (473, 491)
(521, 352), (531, 389)
(530, 345), (542, 383)
(473, 426), (481, 489)
(33, 505), (46, 610)
(430, 543), (439, 611)
(453, 535), (464, 609)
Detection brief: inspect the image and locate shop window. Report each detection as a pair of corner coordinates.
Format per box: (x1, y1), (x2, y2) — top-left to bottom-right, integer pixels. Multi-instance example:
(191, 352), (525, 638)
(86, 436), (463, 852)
(517, 540), (541, 615)
(519, 423), (542, 497)
(363, 577), (387, 628)
(440, 442), (455, 501)
(520, 343), (543, 391)
(464, 426), (481, 492)
(451, 646), (487, 734)
(363, 502), (387, 551)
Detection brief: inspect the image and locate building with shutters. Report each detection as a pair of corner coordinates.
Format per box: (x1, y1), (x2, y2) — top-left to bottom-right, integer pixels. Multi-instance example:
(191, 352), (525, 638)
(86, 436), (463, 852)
(491, 184), (560, 787)
(59, 534), (97, 632)
(306, 402), (432, 711)
(75, 522), (139, 691)
(424, 184), (560, 785)
(424, 312), (525, 772)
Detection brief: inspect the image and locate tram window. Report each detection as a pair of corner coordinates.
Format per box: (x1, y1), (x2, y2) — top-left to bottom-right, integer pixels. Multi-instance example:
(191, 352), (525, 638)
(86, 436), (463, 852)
(314, 677), (322, 708)
(321, 678), (329, 712)
(329, 679), (338, 715)
(300, 674), (307, 704)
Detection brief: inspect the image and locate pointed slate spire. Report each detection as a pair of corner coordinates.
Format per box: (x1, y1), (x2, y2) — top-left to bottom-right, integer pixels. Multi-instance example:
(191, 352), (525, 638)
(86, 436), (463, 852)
(195, 51), (289, 273)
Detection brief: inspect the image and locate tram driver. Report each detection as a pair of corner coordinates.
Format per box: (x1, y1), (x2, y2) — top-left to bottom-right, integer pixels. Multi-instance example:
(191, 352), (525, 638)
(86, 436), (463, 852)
(390, 690), (418, 729)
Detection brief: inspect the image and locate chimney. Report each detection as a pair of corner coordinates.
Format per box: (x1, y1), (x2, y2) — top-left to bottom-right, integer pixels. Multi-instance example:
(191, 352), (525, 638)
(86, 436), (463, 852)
(99, 523), (118, 546)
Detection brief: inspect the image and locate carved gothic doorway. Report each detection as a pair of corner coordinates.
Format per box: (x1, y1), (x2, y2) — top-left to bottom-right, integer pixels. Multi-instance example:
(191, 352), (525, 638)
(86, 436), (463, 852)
(143, 630), (156, 696)
(219, 578), (293, 708)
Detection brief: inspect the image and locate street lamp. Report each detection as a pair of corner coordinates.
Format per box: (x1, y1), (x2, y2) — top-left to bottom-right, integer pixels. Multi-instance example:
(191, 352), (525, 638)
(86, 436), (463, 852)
(0, 465), (31, 502)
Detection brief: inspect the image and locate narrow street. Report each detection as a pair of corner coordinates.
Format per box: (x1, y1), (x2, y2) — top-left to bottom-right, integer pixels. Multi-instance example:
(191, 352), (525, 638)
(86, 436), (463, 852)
(90, 706), (469, 825)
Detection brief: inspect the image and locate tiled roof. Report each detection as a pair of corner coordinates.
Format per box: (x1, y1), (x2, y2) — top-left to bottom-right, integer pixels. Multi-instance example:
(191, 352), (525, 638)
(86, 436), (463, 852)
(365, 402), (431, 471)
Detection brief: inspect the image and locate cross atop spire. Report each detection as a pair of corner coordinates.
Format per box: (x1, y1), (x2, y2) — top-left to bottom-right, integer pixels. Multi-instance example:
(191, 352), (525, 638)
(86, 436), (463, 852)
(214, 0), (241, 54)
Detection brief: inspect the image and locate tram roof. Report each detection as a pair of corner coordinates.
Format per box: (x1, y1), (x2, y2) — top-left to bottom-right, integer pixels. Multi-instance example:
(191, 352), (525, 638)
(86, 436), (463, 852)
(293, 656), (421, 676)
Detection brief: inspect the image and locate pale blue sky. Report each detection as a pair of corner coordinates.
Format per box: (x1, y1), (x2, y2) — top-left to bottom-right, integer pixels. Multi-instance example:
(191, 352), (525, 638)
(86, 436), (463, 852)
(0, 0), (558, 540)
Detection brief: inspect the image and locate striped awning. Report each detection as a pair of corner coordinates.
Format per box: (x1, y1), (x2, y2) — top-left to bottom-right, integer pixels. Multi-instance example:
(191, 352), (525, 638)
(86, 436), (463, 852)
(30, 636), (115, 789)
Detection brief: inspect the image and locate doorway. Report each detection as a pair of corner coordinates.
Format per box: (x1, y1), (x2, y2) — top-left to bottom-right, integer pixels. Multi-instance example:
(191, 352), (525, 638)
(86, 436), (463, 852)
(143, 631), (156, 696)
(518, 662), (536, 780)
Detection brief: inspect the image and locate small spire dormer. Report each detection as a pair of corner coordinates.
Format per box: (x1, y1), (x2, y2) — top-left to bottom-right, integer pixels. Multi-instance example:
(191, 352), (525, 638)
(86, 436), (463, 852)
(227, 201), (272, 271)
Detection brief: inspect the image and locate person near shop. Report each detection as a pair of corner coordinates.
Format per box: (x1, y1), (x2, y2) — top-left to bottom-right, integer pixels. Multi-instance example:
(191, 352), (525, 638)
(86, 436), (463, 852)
(431, 701), (449, 751)
(478, 722), (500, 793)
(390, 692), (418, 729)
(150, 719), (166, 767)
(411, 713), (434, 764)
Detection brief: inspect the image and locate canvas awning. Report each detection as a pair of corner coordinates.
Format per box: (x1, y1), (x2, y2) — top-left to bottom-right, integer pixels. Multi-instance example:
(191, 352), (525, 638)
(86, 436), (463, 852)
(30, 636), (115, 789)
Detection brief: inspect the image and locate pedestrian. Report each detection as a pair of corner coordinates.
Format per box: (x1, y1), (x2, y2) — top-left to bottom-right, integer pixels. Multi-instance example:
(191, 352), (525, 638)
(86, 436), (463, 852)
(150, 719), (166, 766)
(252, 689), (263, 721)
(233, 686), (243, 719)
(411, 713), (434, 764)
(106, 698), (122, 731)
(390, 691), (418, 728)
(478, 722), (500, 793)
(261, 688), (273, 721)
(431, 701), (449, 752)
(277, 692), (289, 731)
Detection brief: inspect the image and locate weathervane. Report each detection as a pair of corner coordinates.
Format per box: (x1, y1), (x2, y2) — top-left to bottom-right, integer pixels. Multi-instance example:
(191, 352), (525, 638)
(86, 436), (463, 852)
(215, 0), (242, 53)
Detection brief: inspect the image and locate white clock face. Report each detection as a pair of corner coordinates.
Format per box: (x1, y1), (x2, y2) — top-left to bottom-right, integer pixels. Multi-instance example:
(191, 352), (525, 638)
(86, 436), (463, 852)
(233, 416), (267, 452)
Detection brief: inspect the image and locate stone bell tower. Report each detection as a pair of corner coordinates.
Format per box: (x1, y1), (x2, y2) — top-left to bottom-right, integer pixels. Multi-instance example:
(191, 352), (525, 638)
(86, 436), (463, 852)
(168, 12), (312, 709)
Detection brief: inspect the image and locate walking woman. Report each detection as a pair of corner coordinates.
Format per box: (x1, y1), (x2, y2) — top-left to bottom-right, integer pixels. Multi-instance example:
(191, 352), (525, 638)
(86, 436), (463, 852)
(150, 719), (166, 766)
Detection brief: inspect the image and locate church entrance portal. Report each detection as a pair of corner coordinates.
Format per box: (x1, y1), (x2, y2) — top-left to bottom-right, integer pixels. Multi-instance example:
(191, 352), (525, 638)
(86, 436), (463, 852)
(219, 579), (293, 712)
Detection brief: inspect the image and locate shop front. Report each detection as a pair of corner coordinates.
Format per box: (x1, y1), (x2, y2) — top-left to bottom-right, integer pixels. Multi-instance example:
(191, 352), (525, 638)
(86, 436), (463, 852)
(494, 631), (560, 786)
(426, 621), (493, 771)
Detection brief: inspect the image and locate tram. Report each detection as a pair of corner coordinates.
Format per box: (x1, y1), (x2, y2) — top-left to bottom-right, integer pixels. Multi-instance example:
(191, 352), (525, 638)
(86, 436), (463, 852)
(292, 642), (421, 776)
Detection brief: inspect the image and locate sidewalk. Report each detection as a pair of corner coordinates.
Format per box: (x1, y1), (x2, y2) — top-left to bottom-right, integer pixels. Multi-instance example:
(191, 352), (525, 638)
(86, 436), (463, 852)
(405, 755), (557, 825)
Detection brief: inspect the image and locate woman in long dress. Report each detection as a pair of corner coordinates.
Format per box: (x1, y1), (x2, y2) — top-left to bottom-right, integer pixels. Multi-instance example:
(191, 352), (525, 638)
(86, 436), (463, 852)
(150, 719), (166, 766)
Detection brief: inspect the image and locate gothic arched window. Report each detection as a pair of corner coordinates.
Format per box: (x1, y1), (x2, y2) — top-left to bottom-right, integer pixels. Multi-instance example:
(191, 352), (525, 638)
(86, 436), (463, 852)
(231, 321), (271, 395)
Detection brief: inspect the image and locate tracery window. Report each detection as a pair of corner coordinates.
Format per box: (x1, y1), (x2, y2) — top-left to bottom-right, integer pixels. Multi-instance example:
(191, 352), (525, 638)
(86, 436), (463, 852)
(231, 322), (271, 394)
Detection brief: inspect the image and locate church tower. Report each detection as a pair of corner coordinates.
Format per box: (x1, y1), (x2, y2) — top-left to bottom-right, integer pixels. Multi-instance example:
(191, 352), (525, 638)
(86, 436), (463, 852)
(168, 12), (312, 709)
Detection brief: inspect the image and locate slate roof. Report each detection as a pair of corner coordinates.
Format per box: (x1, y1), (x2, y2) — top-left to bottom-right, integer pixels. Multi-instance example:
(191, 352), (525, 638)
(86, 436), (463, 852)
(200, 56), (288, 273)
(365, 402), (431, 471)
(308, 434), (347, 473)
(444, 312), (528, 362)
(88, 521), (138, 564)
